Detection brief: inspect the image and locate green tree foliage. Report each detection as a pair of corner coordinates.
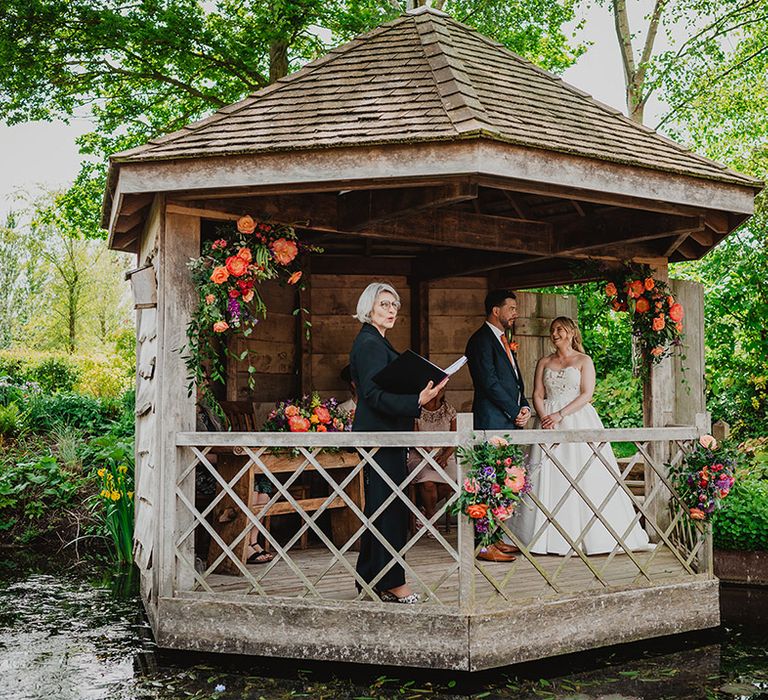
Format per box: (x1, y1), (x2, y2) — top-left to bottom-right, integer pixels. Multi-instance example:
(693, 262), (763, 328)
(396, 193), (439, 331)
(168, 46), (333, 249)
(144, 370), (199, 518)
(0, 0), (583, 239)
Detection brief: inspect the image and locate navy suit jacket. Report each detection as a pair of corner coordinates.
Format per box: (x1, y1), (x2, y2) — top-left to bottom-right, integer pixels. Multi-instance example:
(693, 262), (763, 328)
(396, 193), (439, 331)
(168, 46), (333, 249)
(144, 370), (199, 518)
(465, 323), (529, 430)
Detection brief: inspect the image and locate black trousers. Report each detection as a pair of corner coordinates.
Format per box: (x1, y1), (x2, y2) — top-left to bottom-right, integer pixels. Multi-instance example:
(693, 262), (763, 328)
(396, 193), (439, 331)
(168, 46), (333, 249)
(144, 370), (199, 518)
(355, 446), (408, 590)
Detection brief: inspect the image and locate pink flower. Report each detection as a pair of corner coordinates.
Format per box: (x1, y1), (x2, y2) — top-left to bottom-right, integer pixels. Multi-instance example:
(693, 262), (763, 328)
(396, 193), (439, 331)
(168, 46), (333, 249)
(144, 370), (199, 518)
(504, 466), (526, 493)
(491, 483), (501, 494)
(699, 435), (718, 450)
(463, 478), (478, 493)
(489, 436), (508, 448)
(503, 457), (513, 467)
(492, 505), (513, 521)
(205, 294), (215, 305)
(213, 321), (229, 333)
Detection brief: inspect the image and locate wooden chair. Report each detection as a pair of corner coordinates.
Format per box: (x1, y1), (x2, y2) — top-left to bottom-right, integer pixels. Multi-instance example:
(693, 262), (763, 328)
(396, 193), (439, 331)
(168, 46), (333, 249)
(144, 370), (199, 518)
(219, 400), (258, 431)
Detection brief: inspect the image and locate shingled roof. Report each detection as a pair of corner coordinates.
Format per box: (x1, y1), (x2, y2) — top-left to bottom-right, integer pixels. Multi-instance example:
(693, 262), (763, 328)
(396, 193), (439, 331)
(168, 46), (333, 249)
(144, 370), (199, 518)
(112, 6), (759, 189)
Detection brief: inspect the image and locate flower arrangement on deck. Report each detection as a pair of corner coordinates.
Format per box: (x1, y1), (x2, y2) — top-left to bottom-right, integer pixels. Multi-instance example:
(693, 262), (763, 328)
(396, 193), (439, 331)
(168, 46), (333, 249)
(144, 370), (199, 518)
(262, 393), (353, 433)
(603, 263), (684, 372)
(186, 215), (321, 411)
(451, 436), (529, 548)
(669, 434), (737, 522)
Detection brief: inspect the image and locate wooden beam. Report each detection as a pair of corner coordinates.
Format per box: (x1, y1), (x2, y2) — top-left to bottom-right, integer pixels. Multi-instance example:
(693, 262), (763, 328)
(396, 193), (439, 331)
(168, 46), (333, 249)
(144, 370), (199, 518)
(310, 255), (413, 277)
(338, 181), (477, 230)
(120, 193), (154, 217)
(115, 209), (147, 233)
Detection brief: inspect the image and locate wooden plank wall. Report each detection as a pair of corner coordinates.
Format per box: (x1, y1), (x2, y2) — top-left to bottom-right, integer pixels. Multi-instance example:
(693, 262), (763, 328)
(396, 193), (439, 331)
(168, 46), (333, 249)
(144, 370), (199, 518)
(670, 279), (705, 425)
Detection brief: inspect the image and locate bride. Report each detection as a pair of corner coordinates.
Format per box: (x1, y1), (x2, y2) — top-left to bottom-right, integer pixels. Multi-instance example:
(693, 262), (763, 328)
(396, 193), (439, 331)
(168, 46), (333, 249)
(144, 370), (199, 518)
(512, 316), (652, 555)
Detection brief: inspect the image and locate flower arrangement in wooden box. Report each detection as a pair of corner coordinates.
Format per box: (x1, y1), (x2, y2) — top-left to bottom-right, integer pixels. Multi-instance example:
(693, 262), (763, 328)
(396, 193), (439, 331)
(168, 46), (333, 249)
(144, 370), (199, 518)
(262, 393), (353, 433)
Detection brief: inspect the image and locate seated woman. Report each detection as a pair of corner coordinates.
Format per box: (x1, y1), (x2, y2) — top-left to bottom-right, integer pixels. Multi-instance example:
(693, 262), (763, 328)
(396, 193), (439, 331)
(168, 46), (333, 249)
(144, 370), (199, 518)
(350, 281), (447, 604)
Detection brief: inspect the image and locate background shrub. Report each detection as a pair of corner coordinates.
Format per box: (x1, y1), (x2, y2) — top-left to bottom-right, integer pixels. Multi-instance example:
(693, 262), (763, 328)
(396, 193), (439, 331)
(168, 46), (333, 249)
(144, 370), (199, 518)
(713, 476), (768, 551)
(592, 368), (643, 428)
(25, 393), (120, 435)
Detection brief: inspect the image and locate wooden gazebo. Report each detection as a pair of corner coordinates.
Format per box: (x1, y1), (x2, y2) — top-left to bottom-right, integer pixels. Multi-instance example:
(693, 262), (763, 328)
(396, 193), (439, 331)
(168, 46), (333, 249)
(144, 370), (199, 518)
(105, 7), (761, 670)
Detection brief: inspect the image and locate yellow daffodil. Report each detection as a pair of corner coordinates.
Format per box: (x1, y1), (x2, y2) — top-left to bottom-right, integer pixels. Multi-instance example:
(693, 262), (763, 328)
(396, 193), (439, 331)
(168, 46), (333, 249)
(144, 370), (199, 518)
(97, 468), (106, 478)
(118, 465), (128, 474)
(110, 491), (121, 501)
(127, 491), (134, 500)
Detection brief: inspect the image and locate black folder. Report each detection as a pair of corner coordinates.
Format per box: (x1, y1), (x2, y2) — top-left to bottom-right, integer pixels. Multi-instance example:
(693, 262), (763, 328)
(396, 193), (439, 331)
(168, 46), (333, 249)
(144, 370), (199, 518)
(372, 350), (467, 395)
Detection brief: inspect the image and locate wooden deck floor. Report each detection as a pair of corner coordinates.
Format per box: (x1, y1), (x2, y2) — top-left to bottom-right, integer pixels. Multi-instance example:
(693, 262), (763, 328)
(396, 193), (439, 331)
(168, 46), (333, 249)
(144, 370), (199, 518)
(202, 531), (690, 609)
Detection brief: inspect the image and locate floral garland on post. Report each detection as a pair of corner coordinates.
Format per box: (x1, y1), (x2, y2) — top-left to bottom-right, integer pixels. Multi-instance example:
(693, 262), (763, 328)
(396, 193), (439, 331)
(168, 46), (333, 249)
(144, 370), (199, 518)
(669, 434), (737, 521)
(603, 263), (685, 374)
(186, 215), (321, 411)
(451, 436), (530, 548)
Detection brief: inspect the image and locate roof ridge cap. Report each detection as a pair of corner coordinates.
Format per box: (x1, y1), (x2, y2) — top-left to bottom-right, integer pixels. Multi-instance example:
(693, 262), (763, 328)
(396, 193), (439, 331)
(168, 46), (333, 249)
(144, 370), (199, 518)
(442, 19), (761, 185)
(412, 12), (494, 134)
(112, 15), (412, 161)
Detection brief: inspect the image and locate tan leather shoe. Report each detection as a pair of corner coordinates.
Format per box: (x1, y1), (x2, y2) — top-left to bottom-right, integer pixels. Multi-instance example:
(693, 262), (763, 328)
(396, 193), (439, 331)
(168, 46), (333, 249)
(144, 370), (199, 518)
(476, 544), (516, 562)
(495, 542), (520, 554)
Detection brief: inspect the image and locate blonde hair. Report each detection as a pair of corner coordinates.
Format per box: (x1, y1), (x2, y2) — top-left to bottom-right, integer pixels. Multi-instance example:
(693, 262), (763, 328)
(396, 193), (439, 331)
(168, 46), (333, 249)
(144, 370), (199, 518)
(550, 316), (585, 353)
(353, 282), (400, 324)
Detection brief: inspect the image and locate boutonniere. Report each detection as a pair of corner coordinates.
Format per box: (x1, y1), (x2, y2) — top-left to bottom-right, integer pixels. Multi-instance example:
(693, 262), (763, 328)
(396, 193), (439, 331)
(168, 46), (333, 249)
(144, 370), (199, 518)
(509, 340), (519, 353)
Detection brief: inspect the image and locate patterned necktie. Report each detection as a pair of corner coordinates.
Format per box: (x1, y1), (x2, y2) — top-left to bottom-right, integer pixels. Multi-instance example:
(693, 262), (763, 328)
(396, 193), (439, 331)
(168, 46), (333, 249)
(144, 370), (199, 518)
(501, 335), (519, 379)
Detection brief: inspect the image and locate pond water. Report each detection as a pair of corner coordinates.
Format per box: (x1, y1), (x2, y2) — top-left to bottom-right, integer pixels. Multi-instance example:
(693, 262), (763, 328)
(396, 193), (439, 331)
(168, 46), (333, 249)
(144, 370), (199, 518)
(1, 554), (767, 700)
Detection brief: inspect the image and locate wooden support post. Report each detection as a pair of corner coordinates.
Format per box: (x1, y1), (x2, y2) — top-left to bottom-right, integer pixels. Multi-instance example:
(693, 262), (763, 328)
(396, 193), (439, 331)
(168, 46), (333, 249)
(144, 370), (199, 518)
(157, 211), (201, 597)
(642, 263), (673, 539)
(299, 258), (313, 395)
(456, 412), (475, 613)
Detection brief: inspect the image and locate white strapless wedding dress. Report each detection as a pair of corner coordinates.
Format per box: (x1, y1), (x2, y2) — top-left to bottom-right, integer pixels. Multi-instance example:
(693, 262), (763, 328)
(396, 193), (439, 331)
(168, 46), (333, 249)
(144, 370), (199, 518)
(511, 366), (652, 555)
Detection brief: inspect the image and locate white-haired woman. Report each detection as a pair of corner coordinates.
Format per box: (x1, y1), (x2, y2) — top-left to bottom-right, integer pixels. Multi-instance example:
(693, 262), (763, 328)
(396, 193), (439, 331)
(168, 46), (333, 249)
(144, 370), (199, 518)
(350, 282), (447, 604)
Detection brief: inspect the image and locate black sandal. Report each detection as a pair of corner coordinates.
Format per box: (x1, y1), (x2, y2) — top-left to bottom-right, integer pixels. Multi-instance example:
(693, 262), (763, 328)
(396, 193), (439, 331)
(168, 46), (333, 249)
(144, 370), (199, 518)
(246, 549), (274, 565)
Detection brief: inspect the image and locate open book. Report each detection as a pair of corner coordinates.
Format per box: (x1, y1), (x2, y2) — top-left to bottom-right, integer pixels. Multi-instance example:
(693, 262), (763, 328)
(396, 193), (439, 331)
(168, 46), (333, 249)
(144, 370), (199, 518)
(372, 350), (467, 395)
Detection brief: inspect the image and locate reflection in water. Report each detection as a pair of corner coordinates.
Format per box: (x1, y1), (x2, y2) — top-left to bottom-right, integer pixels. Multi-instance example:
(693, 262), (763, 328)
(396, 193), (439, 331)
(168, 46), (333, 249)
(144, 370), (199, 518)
(1, 557), (768, 699)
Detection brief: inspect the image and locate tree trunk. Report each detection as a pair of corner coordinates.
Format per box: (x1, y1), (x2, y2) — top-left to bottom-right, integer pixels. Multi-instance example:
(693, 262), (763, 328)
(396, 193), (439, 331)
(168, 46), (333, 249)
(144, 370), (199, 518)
(269, 40), (289, 84)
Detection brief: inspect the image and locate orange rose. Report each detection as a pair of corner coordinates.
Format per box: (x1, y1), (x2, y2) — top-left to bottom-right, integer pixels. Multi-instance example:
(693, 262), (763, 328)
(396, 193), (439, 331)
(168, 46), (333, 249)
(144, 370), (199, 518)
(237, 247), (252, 263)
(650, 346), (664, 357)
(667, 295), (675, 306)
(271, 238), (298, 265)
(285, 405), (300, 417)
(635, 297), (650, 314)
(466, 503), (488, 519)
(628, 280), (644, 298)
(226, 255), (248, 277)
(237, 215), (256, 234)
(210, 266), (229, 284)
(689, 507), (706, 520)
(316, 424), (327, 432)
(605, 282), (617, 297)
(652, 315), (666, 331)
(644, 277), (655, 290)
(205, 294), (215, 304)
(213, 320), (229, 333)
(676, 322), (683, 332)
(288, 415), (311, 432)
(669, 303), (684, 322)
(314, 406), (331, 424)
(288, 270), (303, 285)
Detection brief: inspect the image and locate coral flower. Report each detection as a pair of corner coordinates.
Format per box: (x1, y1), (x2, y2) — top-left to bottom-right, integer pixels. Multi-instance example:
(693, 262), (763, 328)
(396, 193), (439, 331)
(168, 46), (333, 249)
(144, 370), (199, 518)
(492, 505), (513, 521)
(605, 282), (617, 297)
(210, 266), (229, 284)
(504, 466), (526, 493)
(635, 297), (651, 314)
(237, 215), (256, 234)
(652, 315), (666, 331)
(509, 341), (519, 352)
(314, 406), (331, 424)
(242, 290), (254, 303)
(285, 405), (300, 418)
(316, 424), (327, 432)
(667, 295), (675, 306)
(650, 346), (664, 357)
(699, 434), (718, 450)
(271, 238), (298, 265)
(628, 280), (644, 298)
(503, 457), (513, 467)
(489, 436), (508, 447)
(205, 294), (215, 304)
(676, 322), (683, 332)
(225, 255), (248, 277)
(463, 478), (478, 493)
(213, 320), (229, 333)
(644, 277), (655, 290)
(689, 507), (706, 520)
(467, 503), (488, 519)
(288, 415), (311, 432)
(669, 303), (685, 322)
(288, 270), (303, 285)
(237, 247), (252, 263)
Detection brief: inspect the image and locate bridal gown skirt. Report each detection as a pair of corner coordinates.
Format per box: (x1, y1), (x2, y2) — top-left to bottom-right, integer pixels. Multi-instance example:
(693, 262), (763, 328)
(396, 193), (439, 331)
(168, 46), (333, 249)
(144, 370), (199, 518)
(510, 374), (651, 555)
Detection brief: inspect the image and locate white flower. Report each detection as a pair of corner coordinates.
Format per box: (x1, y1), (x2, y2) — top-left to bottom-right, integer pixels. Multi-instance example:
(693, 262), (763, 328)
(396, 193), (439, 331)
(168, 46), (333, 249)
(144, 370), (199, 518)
(214, 684), (226, 693)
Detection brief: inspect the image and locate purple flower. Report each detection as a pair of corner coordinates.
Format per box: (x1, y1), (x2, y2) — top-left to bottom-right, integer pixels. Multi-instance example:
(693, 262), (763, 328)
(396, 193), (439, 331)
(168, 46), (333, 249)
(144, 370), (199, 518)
(228, 297), (241, 319)
(481, 465), (495, 478)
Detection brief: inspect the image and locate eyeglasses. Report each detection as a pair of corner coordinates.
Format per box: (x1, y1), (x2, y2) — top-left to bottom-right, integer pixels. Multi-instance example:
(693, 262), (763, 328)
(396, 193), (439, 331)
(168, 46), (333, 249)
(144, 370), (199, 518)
(378, 300), (401, 311)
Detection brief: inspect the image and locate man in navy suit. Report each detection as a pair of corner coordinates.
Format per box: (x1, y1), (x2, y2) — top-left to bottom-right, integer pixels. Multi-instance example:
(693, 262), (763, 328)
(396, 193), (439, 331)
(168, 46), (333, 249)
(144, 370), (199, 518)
(465, 289), (531, 561)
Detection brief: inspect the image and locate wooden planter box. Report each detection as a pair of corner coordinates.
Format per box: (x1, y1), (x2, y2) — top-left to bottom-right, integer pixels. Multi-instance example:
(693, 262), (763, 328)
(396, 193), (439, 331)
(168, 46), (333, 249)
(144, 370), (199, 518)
(715, 549), (768, 585)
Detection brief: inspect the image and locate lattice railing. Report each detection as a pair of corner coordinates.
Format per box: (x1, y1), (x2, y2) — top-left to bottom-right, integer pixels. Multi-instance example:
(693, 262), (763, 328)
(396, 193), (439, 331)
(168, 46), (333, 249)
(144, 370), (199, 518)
(168, 421), (709, 613)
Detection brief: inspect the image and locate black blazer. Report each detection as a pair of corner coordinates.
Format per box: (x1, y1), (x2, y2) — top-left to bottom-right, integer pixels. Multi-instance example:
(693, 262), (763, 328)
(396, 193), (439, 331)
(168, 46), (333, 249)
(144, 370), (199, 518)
(350, 323), (421, 432)
(465, 323), (529, 430)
